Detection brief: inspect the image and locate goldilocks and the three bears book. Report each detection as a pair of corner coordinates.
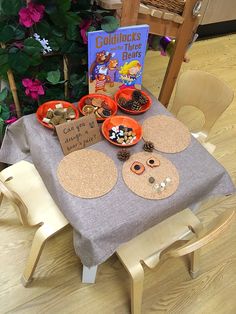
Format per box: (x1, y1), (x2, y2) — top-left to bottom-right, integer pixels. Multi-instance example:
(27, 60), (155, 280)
(88, 24), (149, 96)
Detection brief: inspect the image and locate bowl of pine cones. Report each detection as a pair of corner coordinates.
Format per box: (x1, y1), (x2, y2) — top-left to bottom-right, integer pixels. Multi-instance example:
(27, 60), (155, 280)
(114, 88), (152, 114)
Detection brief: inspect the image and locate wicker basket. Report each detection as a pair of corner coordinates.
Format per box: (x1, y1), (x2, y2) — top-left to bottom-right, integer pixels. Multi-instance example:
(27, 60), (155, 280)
(141, 0), (186, 15)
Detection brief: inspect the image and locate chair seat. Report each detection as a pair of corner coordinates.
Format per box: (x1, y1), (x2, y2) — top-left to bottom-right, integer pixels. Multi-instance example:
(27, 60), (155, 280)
(1, 161), (68, 227)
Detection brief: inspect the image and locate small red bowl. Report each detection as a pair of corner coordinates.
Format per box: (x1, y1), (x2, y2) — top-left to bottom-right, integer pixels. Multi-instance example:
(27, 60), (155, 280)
(102, 115), (142, 147)
(78, 94), (117, 122)
(114, 88), (152, 114)
(36, 100), (79, 129)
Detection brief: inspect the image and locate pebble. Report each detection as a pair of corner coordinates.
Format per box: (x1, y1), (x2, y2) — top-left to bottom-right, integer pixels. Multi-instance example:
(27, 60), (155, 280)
(109, 125), (136, 145)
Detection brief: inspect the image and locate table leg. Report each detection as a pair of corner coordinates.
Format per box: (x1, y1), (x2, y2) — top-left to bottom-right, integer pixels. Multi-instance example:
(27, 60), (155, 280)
(82, 265), (98, 284)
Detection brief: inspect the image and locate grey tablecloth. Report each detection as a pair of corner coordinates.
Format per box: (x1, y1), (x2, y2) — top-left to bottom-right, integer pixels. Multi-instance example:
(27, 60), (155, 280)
(0, 94), (235, 266)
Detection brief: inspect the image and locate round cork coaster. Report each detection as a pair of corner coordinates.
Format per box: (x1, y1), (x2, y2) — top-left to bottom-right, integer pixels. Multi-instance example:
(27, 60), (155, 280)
(122, 152), (179, 200)
(142, 115), (191, 153)
(57, 149), (118, 198)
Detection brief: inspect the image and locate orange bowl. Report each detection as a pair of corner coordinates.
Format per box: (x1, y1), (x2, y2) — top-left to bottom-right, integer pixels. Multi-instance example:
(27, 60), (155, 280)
(114, 88), (152, 114)
(36, 100), (79, 129)
(78, 94), (118, 122)
(102, 115), (142, 147)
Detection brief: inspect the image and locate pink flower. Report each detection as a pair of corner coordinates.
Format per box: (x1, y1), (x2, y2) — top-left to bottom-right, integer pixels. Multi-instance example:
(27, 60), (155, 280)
(5, 117), (18, 125)
(22, 78), (45, 100)
(80, 20), (92, 44)
(19, 2), (45, 28)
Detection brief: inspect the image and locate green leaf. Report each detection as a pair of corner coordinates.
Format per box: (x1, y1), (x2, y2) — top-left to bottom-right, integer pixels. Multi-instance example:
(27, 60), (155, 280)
(41, 86), (65, 102)
(0, 88), (8, 102)
(88, 26), (97, 33)
(52, 28), (64, 38)
(46, 69), (61, 85)
(14, 26), (25, 40)
(0, 118), (4, 141)
(29, 54), (42, 66)
(57, 0), (71, 12)
(65, 12), (81, 25)
(0, 25), (15, 42)
(1, 103), (10, 120)
(36, 20), (52, 37)
(23, 38), (42, 56)
(61, 41), (84, 54)
(49, 38), (60, 51)
(66, 24), (78, 41)
(1, 0), (22, 16)
(0, 48), (9, 74)
(9, 51), (30, 73)
(101, 16), (119, 33)
(70, 73), (86, 87)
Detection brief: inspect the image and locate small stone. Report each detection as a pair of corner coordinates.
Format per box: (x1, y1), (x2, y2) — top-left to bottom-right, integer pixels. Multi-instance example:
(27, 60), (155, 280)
(149, 177), (155, 184)
(42, 117), (50, 124)
(117, 138), (124, 144)
(55, 103), (63, 109)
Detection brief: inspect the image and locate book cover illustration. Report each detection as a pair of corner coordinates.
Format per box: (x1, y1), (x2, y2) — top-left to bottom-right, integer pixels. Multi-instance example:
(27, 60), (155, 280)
(88, 25), (149, 96)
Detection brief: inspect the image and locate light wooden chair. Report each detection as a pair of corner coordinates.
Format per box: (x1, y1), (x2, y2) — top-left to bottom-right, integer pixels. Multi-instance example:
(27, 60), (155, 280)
(0, 160), (69, 287)
(116, 208), (235, 314)
(170, 70), (234, 154)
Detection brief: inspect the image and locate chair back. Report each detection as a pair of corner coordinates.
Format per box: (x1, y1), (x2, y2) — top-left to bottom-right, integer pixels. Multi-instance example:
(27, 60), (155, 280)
(171, 70), (234, 138)
(166, 209), (235, 258)
(0, 176), (29, 225)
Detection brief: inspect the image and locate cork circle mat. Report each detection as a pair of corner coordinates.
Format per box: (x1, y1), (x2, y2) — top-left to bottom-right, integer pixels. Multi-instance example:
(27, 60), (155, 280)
(57, 149), (118, 198)
(122, 152), (179, 200)
(142, 115), (191, 153)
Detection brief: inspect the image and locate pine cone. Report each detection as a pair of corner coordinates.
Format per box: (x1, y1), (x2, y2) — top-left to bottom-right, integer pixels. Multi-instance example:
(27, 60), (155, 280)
(132, 90), (142, 101)
(118, 97), (127, 108)
(143, 141), (155, 152)
(131, 101), (142, 111)
(117, 149), (130, 161)
(125, 100), (135, 109)
(139, 94), (148, 105)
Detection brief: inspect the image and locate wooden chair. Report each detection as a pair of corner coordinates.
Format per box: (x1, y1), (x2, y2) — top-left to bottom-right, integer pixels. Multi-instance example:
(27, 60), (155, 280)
(170, 70), (234, 153)
(116, 208), (235, 314)
(0, 160), (69, 287)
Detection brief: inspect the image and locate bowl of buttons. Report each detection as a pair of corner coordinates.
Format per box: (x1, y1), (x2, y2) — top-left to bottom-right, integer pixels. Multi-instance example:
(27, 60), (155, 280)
(102, 115), (142, 147)
(36, 100), (79, 129)
(114, 88), (152, 114)
(78, 94), (117, 122)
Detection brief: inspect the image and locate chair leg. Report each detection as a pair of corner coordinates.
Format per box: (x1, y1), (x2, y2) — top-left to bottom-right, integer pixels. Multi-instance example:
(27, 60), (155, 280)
(21, 223), (65, 287)
(128, 264), (145, 314)
(189, 250), (200, 279)
(0, 192), (3, 207)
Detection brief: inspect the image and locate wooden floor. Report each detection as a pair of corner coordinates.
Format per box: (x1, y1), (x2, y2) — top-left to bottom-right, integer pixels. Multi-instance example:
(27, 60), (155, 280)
(1, 35), (236, 314)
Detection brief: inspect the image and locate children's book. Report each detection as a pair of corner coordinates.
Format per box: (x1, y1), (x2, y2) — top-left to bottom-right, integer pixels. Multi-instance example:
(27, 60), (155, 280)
(88, 24), (149, 96)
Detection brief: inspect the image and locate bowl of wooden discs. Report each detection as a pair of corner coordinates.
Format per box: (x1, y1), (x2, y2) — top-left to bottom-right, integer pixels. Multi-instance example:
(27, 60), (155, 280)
(78, 94), (117, 122)
(114, 88), (152, 114)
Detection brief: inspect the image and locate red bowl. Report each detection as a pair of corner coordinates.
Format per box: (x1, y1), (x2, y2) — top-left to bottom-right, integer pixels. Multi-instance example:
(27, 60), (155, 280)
(102, 115), (142, 147)
(114, 88), (152, 114)
(78, 94), (117, 122)
(36, 100), (79, 129)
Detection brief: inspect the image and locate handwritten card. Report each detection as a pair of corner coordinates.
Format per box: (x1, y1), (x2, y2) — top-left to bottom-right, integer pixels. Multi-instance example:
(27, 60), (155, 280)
(55, 114), (101, 155)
